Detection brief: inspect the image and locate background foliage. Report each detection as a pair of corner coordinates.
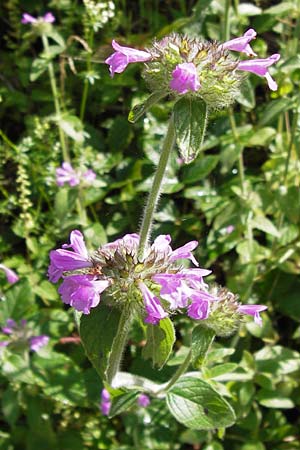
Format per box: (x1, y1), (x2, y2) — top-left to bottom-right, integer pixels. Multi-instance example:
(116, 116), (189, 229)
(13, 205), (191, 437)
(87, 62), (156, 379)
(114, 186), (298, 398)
(0, 0), (299, 448)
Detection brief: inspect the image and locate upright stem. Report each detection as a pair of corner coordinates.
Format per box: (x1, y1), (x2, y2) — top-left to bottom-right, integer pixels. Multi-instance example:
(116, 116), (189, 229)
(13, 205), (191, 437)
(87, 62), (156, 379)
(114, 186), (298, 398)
(159, 350), (192, 393)
(106, 307), (133, 385)
(41, 34), (69, 162)
(80, 30), (94, 122)
(223, 0), (231, 41)
(229, 110), (253, 256)
(138, 115), (176, 258)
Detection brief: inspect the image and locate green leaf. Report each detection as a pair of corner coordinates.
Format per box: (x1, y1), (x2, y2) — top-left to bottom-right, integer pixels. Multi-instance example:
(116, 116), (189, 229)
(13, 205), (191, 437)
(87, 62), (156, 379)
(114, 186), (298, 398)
(128, 92), (166, 123)
(0, 280), (36, 322)
(191, 326), (215, 368)
(256, 389), (294, 409)
(59, 115), (85, 143)
(247, 127), (276, 146)
(173, 97), (208, 164)
(259, 98), (293, 126)
(1, 387), (20, 426)
(80, 303), (121, 379)
(33, 280), (58, 301)
(251, 215), (280, 237)
(182, 155), (219, 183)
(30, 58), (48, 82)
(142, 317), (176, 369)
(204, 363), (238, 379)
(26, 396), (58, 450)
(166, 376), (236, 430)
(236, 78), (255, 109)
(46, 29), (66, 47)
(108, 116), (133, 152)
(109, 390), (140, 417)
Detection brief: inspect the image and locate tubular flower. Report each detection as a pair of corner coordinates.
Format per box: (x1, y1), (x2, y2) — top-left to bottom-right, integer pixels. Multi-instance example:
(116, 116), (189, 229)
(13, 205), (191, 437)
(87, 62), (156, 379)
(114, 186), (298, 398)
(100, 389), (111, 416)
(170, 63), (201, 94)
(238, 304), (268, 326)
(48, 230), (93, 283)
(0, 264), (19, 284)
(221, 28), (257, 56)
(29, 335), (49, 352)
(137, 394), (150, 407)
(105, 40), (151, 76)
(21, 12), (55, 24)
(56, 162), (96, 187)
(237, 54), (281, 91)
(0, 319), (49, 352)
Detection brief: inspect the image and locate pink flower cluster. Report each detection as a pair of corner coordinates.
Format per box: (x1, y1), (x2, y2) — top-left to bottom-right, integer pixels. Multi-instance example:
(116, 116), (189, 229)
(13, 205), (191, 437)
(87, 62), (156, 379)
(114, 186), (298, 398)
(49, 230), (266, 326)
(56, 162), (96, 187)
(0, 319), (49, 351)
(21, 12), (55, 24)
(105, 29), (280, 93)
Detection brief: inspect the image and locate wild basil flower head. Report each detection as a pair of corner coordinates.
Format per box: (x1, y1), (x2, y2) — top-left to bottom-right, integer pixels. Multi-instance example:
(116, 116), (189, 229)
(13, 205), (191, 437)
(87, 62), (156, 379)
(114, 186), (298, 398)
(106, 30), (280, 109)
(49, 231), (267, 327)
(56, 162), (96, 187)
(49, 230), (215, 323)
(21, 12), (55, 24)
(198, 285), (268, 336)
(0, 319), (49, 351)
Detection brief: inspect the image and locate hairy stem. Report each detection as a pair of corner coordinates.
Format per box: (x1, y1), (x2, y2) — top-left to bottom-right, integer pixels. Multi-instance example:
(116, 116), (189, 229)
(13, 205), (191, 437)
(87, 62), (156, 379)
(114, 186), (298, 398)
(160, 349), (192, 393)
(138, 115), (176, 258)
(229, 110), (253, 256)
(41, 34), (69, 161)
(80, 30), (94, 122)
(106, 307), (133, 385)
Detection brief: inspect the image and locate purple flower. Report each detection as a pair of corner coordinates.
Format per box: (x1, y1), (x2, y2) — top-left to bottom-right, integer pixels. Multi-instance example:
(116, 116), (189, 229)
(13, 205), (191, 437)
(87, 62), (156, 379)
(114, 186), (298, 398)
(0, 264), (19, 284)
(238, 304), (267, 326)
(0, 341), (9, 347)
(100, 389), (111, 416)
(82, 169), (96, 184)
(56, 162), (80, 187)
(48, 230), (92, 282)
(56, 163), (96, 187)
(58, 275), (110, 314)
(170, 241), (199, 266)
(29, 335), (49, 352)
(1, 319), (49, 351)
(221, 29), (257, 56)
(105, 40), (151, 76)
(187, 291), (215, 320)
(152, 268), (211, 310)
(2, 319), (17, 335)
(170, 63), (201, 94)
(237, 54), (281, 91)
(137, 394), (150, 407)
(21, 12), (55, 24)
(138, 282), (168, 325)
(225, 225), (235, 234)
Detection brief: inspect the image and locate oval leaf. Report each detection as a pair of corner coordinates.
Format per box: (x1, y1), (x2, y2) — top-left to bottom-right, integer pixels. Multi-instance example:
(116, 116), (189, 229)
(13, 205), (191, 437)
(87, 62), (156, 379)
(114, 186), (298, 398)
(80, 304), (121, 379)
(142, 317), (176, 369)
(173, 97), (208, 164)
(128, 92), (166, 123)
(109, 391), (140, 417)
(166, 376), (236, 430)
(191, 326), (215, 368)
